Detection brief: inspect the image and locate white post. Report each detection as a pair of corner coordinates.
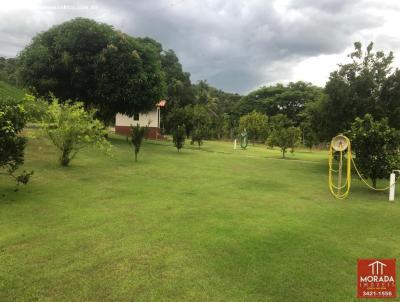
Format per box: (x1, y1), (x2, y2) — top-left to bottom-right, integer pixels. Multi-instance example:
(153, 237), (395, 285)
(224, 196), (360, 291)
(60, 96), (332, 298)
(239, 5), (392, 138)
(157, 107), (160, 129)
(234, 139), (237, 150)
(389, 172), (396, 202)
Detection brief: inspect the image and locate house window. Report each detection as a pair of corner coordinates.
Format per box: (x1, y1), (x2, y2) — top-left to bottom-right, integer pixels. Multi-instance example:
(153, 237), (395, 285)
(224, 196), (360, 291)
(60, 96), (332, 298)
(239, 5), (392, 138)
(133, 113), (139, 121)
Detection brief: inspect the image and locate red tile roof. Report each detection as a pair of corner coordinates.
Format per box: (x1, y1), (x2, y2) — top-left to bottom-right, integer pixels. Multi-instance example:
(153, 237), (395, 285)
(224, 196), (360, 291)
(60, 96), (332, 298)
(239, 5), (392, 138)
(157, 100), (166, 107)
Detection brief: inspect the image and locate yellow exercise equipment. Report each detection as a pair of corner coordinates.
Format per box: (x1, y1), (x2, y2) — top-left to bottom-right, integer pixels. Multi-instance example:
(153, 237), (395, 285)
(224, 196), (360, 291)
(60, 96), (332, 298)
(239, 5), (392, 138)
(328, 135), (352, 199)
(328, 134), (396, 199)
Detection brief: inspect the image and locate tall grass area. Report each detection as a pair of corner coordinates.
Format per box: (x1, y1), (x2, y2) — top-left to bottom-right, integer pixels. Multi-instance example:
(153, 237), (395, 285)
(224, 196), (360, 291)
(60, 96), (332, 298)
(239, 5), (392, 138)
(1, 131), (399, 301)
(0, 80), (24, 100)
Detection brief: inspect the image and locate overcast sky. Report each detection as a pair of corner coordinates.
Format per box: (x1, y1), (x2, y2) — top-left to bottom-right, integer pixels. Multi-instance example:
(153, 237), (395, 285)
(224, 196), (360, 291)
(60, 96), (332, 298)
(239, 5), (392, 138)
(1, 0), (400, 93)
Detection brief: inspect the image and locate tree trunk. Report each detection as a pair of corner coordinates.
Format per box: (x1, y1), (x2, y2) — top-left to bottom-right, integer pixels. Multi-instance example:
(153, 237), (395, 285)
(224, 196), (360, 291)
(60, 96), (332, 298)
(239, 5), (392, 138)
(372, 178), (377, 189)
(60, 149), (70, 166)
(282, 148), (286, 159)
(135, 151), (138, 162)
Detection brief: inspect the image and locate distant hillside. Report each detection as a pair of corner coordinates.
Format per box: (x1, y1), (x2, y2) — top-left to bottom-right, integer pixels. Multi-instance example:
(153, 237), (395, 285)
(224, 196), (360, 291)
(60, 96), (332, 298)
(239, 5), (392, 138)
(0, 81), (24, 100)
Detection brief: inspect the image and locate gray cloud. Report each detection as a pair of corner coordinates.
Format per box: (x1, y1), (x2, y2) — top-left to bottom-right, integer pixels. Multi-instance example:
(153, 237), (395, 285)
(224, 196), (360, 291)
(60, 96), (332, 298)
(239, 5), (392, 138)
(0, 0), (398, 93)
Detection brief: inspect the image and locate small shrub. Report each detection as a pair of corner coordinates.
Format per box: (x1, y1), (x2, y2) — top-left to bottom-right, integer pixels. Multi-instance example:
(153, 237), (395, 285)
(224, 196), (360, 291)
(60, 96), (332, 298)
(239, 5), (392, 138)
(130, 124), (147, 162)
(42, 96), (111, 166)
(190, 126), (207, 149)
(0, 98), (33, 187)
(173, 125), (186, 152)
(267, 114), (300, 158)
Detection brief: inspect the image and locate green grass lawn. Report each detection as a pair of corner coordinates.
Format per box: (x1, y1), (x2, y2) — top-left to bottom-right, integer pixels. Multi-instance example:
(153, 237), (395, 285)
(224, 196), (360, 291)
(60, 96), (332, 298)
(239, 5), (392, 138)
(1, 131), (399, 301)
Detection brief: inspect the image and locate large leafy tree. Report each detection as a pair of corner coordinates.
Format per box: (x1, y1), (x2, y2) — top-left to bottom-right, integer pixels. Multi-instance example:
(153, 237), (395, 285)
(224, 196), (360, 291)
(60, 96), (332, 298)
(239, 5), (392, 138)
(349, 114), (400, 188)
(235, 81), (324, 126)
(320, 42), (397, 140)
(267, 114), (300, 158)
(239, 111), (269, 143)
(161, 49), (194, 108)
(18, 18), (165, 123)
(165, 106), (194, 137)
(193, 80), (241, 139)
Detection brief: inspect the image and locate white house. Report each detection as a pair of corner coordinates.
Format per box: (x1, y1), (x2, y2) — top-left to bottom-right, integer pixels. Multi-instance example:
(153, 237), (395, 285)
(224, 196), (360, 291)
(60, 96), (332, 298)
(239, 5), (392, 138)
(115, 100), (166, 139)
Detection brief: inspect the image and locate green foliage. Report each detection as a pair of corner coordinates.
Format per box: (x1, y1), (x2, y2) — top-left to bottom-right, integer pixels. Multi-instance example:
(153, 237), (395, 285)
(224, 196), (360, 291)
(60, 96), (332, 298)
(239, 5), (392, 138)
(349, 114), (400, 188)
(166, 104), (211, 145)
(0, 57), (19, 86)
(381, 69), (400, 129)
(19, 18), (165, 123)
(300, 97), (328, 143)
(195, 80), (211, 104)
(301, 120), (319, 150)
(222, 113), (239, 139)
(193, 80), (241, 139)
(173, 125), (186, 152)
(161, 49), (194, 108)
(267, 115), (301, 158)
(320, 42), (397, 140)
(164, 80), (241, 139)
(130, 124), (147, 162)
(0, 98), (33, 187)
(165, 106), (194, 137)
(21, 94), (49, 122)
(41, 96), (111, 166)
(236, 81), (324, 126)
(190, 104), (211, 148)
(239, 111), (269, 143)
(0, 80), (24, 100)
(190, 127), (206, 148)
(158, 78), (241, 140)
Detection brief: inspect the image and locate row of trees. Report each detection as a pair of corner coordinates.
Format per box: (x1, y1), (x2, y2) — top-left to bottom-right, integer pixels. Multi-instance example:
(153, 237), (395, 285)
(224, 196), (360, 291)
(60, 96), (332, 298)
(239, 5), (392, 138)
(0, 18), (323, 146)
(163, 42), (400, 153)
(1, 90), (205, 189)
(2, 17), (400, 187)
(163, 80), (325, 149)
(3, 18), (400, 149)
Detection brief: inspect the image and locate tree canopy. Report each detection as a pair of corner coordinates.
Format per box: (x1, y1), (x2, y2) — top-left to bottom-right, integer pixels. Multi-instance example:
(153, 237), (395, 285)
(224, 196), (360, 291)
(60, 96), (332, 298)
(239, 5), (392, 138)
(161, 49), (194, 108)
(267, 114), (301, 158)
(312, 42), (399, 141)
(349, 114), (400, 188)
(19, 18), (165, 123)
(235, 81), (324, 126)
(239, 111), (269, 143)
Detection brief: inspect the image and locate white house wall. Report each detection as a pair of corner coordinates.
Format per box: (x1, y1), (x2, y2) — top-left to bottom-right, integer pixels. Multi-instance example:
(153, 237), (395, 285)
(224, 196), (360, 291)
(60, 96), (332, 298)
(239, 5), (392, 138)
(116, 110), (159, 128)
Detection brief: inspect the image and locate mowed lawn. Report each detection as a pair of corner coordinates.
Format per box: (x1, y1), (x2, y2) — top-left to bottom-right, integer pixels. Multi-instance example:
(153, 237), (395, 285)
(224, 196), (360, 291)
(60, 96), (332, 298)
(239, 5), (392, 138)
(1, 131), (399, 301)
